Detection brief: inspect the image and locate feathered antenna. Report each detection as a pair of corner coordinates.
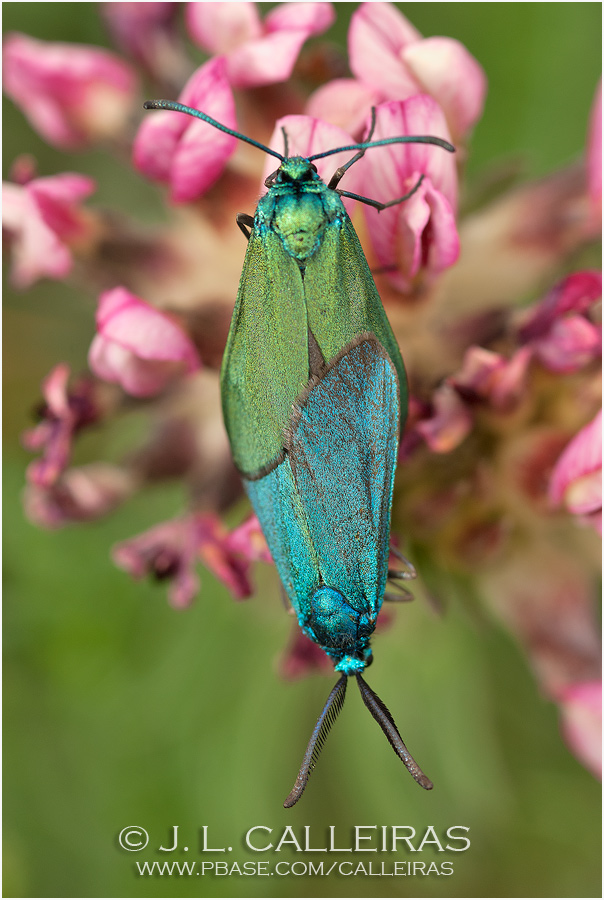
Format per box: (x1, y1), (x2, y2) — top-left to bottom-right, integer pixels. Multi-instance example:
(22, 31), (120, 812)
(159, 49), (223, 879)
(356, 674), (433, 790)
(283, 675), (348, 808)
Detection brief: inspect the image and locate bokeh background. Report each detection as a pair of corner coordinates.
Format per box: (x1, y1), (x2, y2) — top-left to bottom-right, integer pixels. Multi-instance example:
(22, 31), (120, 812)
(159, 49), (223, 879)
(3, 3), (601, 898)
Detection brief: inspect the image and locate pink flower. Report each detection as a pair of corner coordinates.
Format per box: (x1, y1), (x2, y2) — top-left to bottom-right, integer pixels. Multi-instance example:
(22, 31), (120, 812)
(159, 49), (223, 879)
(415, 383), (472, 453)
(133, 57), (237, 203)
(305, 78), (381, 139)
(348, 2), (487, 139)
(356, 96), (459, 291)
(518, 271), (602, 374)
(279, 627), (333, 680)
(451, 345), (533, 412)
(549, 410), (602, 534)
(88, 287), (201, 398)
(112, 515), (202, 608)
(197, 516), (254, 601)
(557, 681), (602, 779)
(112, 512), (260, 607)
(22, 364), (100, 487)
(3, 171), (96, 288)
(101, 3), (177, 67)
(3, 32), (137, 149)
(223, 515), (272, 564)
(185, 2), (334, 88)
(24, 463), (134, 530)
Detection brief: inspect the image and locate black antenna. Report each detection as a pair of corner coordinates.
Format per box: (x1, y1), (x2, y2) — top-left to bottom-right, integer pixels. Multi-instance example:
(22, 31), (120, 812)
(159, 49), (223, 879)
(143, 100), (285, 162)
(283, 675), (348, 808)
(356, 674), (433, 790)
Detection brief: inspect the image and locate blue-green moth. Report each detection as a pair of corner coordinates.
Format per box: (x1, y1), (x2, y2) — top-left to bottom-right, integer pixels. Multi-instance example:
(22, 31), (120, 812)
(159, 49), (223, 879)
(144, 100), (453, 804)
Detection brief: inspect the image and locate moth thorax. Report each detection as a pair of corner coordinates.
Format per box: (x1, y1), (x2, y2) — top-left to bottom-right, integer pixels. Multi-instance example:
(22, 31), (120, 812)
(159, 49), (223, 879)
(274, 192), (327, 261)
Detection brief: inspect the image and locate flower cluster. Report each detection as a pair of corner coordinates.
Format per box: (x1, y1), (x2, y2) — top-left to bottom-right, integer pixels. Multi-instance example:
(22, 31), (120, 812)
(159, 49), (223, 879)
(4, 3), (601, 778)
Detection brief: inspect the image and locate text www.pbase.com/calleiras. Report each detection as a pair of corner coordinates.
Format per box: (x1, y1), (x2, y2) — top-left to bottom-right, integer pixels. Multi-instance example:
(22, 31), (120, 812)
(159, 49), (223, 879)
(135, 860), (455, 877)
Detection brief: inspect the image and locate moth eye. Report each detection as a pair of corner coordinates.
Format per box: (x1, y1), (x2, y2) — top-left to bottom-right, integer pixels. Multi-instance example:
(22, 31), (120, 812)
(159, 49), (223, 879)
(310, 163), (318, 173)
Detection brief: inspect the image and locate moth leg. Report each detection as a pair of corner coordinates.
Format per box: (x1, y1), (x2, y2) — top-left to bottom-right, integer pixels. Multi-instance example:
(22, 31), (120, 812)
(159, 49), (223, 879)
(388, 545), (417, 580)
(336, 174), (425, 210)
(383, 589), (415, 603)
(327, 107), (378, 190)
(236, 213), (255, 240)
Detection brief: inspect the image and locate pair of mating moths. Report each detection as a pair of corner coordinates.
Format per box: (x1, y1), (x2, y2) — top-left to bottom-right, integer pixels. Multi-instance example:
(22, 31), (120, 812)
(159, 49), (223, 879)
(145, 99), (454, 806)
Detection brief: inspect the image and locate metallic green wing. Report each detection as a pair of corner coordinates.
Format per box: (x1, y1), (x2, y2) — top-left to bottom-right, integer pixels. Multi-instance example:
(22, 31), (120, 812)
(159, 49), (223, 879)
(220, 228), (309, 477)
(302, 215), (408, 431)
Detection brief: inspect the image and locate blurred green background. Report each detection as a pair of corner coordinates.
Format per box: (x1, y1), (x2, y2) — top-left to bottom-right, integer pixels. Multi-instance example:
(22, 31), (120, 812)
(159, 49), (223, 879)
(3, 3), (601, 898)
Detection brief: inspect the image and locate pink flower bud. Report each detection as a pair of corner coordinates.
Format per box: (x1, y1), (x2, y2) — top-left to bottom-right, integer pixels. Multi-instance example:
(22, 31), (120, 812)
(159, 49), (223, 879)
(557, 681), (602, 779)
(416, 383), (473, 453)
(3, 32), (137, 149)
(88, 287), (201, 398)
(112, 515), (202, 608)
(24, 463), (133, 529)
(133, 57), (237, 202)
(357, 97), (459, 291)
(112, 512), (259, 607)
(279, 627), (334, 680)
(101, 3), (177, 64)
(452, 345), (533, 412)
(22, 364), (100, 487)
(3, 171), (96, 288)
(185, 2), (335, 88)
(549, 410), (602, 534)
(223, 515), (272, 564)
(348, 2), (486, 139)
(519, 271), (602, 374)
(197, 515), (254, 601)
(305, 78), (382, 138)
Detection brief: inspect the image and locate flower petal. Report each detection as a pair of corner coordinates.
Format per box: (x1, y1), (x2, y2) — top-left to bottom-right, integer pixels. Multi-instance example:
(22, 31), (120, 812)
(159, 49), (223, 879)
(2, 182), (73, 288)
(402, 37), (487, 137)
(532, 315), (601, 373)
(89, 288), (201, 397)
(225, 30), (310, 88)
(305, 78), (380, 137)
(112, 515), (201, 608)
(416, 383), (473, 453)
(265, 2), (335, 36)
(3, 32), (137, 149)
(348, 3), (422, 98)
(134, 57), (237, 201)
(518, 270), (602, 342)
(185, 2), (262, 54)
(358, 98), (459, 288)
(549, 410), (602, 520)
(558, 681), (602, 779)
(197, 515), (253, 600)
(171, 58), (237, 201)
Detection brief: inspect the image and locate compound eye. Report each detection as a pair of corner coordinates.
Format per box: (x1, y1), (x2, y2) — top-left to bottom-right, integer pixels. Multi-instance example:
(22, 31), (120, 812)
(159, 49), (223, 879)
(310, 163), (318, 173)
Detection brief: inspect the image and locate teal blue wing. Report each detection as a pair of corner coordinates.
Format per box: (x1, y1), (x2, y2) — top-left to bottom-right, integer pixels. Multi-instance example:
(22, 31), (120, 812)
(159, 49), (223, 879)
(245, 459), (320, 619)
(302, 215), (408, 433)
(220, 228), (309, 477)
(286, 335), (399, 619)
(245, 335), (399, 624)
